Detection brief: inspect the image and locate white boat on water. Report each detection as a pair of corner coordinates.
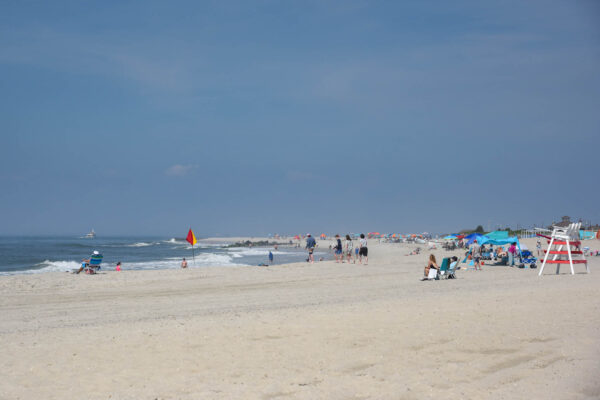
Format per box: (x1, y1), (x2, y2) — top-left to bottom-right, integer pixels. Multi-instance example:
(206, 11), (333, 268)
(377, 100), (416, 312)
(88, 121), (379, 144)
(84, 229), (96, 239)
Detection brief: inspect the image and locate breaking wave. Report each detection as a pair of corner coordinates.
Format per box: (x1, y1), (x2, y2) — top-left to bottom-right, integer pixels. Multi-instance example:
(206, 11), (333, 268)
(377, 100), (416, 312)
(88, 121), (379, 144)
(125, 242), (159, 247)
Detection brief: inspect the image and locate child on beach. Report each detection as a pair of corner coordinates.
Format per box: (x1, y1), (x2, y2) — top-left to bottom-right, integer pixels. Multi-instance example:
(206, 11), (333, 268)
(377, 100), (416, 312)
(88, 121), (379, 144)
(181, 258), (188, 268)
(116, 262), (121, 271)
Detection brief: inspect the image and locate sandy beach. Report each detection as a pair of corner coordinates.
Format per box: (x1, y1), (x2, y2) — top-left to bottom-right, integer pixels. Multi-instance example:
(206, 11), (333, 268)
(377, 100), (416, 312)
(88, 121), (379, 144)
(1, 238), (599, 399)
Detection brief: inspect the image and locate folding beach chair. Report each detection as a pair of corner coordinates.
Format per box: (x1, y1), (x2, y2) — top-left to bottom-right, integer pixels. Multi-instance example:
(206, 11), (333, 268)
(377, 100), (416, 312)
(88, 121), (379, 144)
(519, 250), (537, 266)
(437, 258), (450, 279)
(447, 260), (458, 279)
(85, 253), (103, 274)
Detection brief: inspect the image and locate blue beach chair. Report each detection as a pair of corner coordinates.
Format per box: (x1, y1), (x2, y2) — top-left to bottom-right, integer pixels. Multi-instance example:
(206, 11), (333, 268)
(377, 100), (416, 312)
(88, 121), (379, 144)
(85, 252), (103, 274)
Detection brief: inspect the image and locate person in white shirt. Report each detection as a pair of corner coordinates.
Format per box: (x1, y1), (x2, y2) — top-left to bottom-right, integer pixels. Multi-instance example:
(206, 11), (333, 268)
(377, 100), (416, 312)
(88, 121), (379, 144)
(359, 233), (368, 265)
(345, 234), (354, 264)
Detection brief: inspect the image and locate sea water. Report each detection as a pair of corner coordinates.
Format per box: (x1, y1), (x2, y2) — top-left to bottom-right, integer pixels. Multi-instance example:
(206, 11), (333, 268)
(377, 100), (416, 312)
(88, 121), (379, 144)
(0, 236), (330, 275)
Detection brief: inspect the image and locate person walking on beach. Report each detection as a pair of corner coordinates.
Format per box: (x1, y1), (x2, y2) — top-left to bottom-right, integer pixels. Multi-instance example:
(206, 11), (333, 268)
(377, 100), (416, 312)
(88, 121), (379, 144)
(181, 258), (188, 268)
(359, 233), (368, 265)
(334, 235), (343, 263)
(345, 234), (354, 264)
(268, 251), (274, 264)
(470, 240), (481, 270)
(536, 240), (542, 257)
(115, 261), (121, 271)
(306, 234), (316, 263)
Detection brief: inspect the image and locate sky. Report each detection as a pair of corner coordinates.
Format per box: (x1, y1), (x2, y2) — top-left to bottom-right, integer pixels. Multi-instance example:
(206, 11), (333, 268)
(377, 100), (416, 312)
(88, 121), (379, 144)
(1, 0), (599, 237)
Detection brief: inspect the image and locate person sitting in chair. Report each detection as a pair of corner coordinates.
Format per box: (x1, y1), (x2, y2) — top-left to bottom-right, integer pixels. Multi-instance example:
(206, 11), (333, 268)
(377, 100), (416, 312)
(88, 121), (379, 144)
(493, 254), (509, 266)
(421, 254), (439, 281)
(75, 250), (101, 274)
(448, 256), (459, 278)
(497, 246), (507, 259)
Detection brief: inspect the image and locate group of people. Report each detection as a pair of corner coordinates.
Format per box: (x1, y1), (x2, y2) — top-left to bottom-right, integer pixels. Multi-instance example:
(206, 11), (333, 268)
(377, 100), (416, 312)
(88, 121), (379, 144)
(74, 251), (121, 274)
(305, 233), (369, 265)
(422, 240), (524, 279)
(468, 239), (520, 268)
(422, 254), (459, 280)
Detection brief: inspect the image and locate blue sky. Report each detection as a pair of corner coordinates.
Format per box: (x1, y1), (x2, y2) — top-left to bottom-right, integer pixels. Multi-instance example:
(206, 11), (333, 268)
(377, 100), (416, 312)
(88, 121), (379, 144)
(1, 0), (599, 236)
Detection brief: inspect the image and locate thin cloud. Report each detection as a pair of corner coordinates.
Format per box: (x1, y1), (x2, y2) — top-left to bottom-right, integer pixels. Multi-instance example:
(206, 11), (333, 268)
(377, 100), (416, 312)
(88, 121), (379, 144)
(165, 164), (196, 177)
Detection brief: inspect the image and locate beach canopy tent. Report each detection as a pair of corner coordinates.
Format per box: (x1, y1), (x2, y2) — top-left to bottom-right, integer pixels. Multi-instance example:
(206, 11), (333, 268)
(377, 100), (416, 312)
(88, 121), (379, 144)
(465, 233), (486, 245)
(443, 234), (464, 240)
(485, 231), (510, 241)
(478, 235), (523, 254)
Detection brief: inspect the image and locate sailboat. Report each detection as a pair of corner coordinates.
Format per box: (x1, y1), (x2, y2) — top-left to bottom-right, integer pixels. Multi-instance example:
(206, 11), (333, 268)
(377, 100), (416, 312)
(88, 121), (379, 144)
(84, 229), (96, 239)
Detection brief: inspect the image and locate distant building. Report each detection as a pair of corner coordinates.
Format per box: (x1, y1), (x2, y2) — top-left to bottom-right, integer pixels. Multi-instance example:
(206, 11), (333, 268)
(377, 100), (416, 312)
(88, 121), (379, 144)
(549, 216), (599, 231)
(553, 216), (571, 228)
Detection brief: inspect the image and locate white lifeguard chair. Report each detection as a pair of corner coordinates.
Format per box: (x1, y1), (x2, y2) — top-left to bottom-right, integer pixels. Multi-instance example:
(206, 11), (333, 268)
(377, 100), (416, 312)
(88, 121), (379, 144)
(539, 222), (589, 276)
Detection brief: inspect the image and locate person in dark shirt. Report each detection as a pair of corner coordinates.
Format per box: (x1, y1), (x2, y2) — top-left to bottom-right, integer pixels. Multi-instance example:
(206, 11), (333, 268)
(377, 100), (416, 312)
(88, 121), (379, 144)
(305, 234), (316, 263)
(334, 234), (343, 263)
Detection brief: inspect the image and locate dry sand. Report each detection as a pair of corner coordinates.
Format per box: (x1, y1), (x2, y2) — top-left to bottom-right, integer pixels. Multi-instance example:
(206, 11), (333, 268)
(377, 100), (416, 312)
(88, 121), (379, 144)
(1, 238), (599, 399)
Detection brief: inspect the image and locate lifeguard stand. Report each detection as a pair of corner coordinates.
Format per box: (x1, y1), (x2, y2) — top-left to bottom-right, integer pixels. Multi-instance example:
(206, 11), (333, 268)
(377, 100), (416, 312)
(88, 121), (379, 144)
(539, 222), (589, 276)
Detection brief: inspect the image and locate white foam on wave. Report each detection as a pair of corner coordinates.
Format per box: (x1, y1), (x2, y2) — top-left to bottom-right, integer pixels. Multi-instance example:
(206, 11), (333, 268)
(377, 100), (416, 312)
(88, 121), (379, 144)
(164, 238), (187, 245)
(125, 242), (158, 247)
(0, 259), (82, 275)
(165, 239), (228, 251)
(227, 247), (306, 257)
(125, 253), (244, 270)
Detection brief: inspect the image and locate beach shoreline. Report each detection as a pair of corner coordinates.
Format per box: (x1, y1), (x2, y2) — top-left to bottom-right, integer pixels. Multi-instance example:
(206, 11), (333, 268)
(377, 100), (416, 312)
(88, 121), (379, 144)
(1, 238), (599, 399)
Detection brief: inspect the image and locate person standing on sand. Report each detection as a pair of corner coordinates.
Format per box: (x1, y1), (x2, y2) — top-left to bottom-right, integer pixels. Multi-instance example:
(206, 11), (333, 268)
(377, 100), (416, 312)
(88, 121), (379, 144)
(359, 233), (368, 265)
(536, 240), (542, 257)
(306, 233), (316, 263)
(334, 234), (343, 263)
(470, 240), (481, 270)
(269, 251), (274, 264)
(508, 242), (518, 266)
(116, 262), (121, 271)
(181, 258), (188, 268)
(345, 234), (354, 264)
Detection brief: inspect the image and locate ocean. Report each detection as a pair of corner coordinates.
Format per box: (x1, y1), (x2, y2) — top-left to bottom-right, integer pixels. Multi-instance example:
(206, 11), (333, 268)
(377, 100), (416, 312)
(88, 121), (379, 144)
(0, 236), (330, 275)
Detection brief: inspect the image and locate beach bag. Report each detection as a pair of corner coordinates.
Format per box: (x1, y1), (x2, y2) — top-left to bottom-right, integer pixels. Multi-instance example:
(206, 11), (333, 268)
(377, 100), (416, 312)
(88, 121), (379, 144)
(427, 268), (438, 280)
